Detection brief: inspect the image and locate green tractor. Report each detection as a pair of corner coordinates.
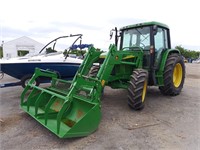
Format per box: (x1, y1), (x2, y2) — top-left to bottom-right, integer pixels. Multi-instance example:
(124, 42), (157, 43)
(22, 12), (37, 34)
(20, 21), (185, 138)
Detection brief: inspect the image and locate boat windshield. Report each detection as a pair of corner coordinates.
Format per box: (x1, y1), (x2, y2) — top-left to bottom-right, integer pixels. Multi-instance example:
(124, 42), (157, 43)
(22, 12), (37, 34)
(38, 34), (83, 56)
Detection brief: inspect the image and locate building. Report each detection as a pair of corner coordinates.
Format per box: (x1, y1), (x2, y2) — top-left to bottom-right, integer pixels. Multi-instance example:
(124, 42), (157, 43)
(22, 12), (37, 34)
(2, 36), (44, 59)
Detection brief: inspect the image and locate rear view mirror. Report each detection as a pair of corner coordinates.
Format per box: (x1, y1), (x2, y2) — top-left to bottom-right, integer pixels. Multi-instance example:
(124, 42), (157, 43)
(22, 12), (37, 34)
(110, 30), (114, 39)
(110, 27), (119, 46)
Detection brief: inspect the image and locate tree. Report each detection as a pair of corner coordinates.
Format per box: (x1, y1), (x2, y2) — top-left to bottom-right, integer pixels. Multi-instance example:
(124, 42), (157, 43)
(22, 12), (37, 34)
(46, 47), (57, 54)
(17, 50), (29, 56)
(0, 46), (3, 58)
(175, 45), (200, 59)
(63, 49), (87, 57)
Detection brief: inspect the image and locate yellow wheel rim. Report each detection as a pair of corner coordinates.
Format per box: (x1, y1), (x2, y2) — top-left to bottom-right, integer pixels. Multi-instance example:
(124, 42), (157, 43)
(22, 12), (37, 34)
(173, 63), (183, 88)
(142, 80), (147, 102)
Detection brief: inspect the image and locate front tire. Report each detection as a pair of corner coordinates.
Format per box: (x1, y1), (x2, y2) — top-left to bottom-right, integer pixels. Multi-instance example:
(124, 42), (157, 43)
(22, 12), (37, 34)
(128, 69), (148, 110)
(88, 65), (105, 98)
(88, 65), (100, 77)
(159, 53), (185, 96)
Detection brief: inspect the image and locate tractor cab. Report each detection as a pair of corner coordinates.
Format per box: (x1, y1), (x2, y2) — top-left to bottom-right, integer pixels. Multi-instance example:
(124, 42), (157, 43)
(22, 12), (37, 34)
(118, 22), (171, 70)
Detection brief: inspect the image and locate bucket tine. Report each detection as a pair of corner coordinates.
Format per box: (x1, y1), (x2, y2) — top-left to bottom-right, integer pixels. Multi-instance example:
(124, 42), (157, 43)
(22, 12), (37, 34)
(26, 89), (42, 112)
(56, 101), (71, 134)
(44, 96), (57, 125)
(21, 86), (30, 104)
(34, 92), (44, 115)
(35, 92), (51, 116)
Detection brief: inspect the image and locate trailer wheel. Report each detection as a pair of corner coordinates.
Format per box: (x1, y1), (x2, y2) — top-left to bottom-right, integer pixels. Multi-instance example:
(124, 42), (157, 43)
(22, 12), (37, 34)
(159, 53), (185, 96)
(128, 69), (148, 110)
(21, 74), (40, 88)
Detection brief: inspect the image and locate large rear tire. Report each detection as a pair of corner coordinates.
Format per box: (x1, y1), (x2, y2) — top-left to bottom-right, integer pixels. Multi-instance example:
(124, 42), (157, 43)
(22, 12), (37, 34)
(159, 53), (185, 95)
(128, 69), (148, 110)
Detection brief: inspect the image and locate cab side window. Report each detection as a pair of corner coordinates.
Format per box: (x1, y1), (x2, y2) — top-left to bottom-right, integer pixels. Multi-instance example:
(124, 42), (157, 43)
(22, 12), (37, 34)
(154, 28), (168, 51)
(154, 28), (169, 68)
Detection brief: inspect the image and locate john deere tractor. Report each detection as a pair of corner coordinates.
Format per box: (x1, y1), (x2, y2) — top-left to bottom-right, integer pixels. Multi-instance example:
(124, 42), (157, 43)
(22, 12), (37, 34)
(20, 21), (185, 138)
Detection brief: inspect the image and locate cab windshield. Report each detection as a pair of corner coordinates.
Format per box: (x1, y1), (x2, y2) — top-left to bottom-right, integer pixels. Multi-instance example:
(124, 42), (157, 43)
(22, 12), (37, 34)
(121, 26), (150, 50)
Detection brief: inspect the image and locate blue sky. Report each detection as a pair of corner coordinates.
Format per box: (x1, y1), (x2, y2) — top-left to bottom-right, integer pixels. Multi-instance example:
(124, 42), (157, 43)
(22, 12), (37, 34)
(1, 0), (200, 50)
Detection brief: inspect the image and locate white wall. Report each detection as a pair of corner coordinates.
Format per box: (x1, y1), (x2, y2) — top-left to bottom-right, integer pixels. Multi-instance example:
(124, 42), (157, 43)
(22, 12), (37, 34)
(3, 36), (44, 59)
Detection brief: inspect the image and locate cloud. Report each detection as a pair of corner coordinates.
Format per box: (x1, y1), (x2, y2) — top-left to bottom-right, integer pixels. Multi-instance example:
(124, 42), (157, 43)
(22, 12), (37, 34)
(29, 25), (62, 36)
(50, 21), (103, 31)
(1, 27), (29, 41)
(108, 17), (146, 28)
(1, 0), (200, 50)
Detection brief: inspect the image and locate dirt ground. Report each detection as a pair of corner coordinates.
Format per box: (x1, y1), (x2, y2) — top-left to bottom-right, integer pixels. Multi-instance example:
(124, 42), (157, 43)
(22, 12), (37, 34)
(0, 63), (200, 150)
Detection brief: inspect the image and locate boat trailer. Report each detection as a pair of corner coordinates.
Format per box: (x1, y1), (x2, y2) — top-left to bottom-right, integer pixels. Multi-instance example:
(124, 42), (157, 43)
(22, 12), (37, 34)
(0, 80), (22, 88)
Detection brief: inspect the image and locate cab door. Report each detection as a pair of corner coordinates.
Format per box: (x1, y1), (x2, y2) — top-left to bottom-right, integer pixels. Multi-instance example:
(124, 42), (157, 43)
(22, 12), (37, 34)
(153, 27), (170, 69)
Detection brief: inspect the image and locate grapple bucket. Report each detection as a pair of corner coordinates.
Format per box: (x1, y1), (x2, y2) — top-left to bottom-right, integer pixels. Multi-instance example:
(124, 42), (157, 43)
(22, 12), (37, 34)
(20, 47), (108, 138)
(21, 68), (102, 138)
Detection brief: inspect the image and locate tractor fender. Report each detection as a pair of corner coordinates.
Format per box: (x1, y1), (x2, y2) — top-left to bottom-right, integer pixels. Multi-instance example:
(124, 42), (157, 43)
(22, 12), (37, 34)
(160, 49), (180, 71)
(156, 49), (180, 85)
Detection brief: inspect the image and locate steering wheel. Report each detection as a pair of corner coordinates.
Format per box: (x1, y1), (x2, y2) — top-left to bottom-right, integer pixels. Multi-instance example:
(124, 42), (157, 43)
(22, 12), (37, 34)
(122, 46), (143, 52)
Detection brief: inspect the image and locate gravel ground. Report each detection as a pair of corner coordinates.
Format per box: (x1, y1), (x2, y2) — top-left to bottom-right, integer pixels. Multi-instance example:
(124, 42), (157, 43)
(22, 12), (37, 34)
(0, 63), (200, 150)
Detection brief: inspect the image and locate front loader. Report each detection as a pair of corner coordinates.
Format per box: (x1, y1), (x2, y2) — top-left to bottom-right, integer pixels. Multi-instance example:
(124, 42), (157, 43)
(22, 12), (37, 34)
(20, 21), (185, 138)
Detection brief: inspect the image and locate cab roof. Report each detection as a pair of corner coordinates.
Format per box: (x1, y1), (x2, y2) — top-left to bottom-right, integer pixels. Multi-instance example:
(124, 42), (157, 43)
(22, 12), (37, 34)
(120, 21), (169, 30)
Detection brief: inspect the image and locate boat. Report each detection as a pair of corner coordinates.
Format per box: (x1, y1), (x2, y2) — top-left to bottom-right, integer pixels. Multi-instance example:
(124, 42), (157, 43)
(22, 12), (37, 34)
(0, 34), (92, 88)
